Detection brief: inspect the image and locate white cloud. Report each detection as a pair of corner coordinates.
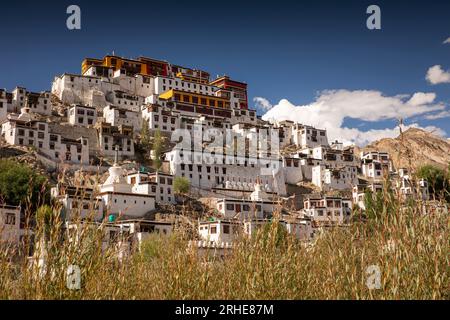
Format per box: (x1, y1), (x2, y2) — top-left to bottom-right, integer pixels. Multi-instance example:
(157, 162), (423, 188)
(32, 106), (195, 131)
(260, 89), (447, 146)
(253, 97), (273, 112)
(426, 65), (450, 84)
(443, 37), (450, 44)
(407, 92), (436, 106)
(424, 110), (450, 120)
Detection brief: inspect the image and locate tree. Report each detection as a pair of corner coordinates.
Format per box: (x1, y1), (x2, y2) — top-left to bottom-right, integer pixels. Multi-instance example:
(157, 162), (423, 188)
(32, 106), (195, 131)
(0, 159), (49, 210)
(152, 129), (163, 170)
(140, 120), (151, 151)
(173, 176), (190, 195)
(416, 164), (449, 202)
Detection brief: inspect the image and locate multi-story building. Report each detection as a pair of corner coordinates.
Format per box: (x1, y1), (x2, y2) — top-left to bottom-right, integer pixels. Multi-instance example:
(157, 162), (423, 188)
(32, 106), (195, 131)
(126, 170), (175, 205)
(141, 104), (180, 133)
(26, 91), (52, 116)
(103, 105), (141, 132)
(352, 181), (384, 210)
(198, 216), (315, 245)
(303, 196), (352, 226)
(312, 165), (358, 191)
(105, 90), (144, 112)
(292, 124), (328, 148)
(0, 87), (51, 116)
(52, 73), (120, 107)
(154, 76), (217, 96)
(99, 160), (155, 218)
(360, 151), (393, 180)
(97, 122), (134, 158)
(68, 105), (97, 127)
(395, 168), (430, 202)
(1, 108), (89, 164)
(51, 184), (104, 221)
(165, 148), (286, 195)
(209, 76), (248, 110)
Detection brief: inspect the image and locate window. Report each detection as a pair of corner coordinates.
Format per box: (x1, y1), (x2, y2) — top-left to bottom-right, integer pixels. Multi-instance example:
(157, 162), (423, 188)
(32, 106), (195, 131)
(223, 225), (230, 234)
(226, 203), (234, 211)
(5, 213), (16, 225)
(210, 226), (217, 234)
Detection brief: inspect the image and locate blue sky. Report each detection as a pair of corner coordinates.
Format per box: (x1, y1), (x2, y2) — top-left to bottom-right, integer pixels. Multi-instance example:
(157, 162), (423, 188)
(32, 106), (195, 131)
(0, 0), (449, 144)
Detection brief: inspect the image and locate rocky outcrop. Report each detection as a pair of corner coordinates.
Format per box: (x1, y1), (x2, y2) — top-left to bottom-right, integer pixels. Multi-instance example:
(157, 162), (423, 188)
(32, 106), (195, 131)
(364, 128), (450, 170)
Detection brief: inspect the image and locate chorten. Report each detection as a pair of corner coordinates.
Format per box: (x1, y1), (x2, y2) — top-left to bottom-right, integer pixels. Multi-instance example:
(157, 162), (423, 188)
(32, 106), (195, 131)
(101, 146), (132, 193)
(250, 176), (268, 202)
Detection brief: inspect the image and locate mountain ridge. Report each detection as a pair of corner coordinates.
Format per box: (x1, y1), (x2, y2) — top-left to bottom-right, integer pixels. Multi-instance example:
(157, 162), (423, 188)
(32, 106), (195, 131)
(362, 128), (450, 171)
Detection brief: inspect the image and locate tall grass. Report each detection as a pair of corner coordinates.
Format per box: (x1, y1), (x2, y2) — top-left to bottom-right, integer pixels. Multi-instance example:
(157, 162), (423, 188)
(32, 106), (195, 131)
(0, 197), (447, 300)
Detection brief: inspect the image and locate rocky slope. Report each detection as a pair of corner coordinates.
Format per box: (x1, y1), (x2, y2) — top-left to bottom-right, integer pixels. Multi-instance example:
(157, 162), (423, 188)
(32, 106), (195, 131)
(363, 128), (450, 171)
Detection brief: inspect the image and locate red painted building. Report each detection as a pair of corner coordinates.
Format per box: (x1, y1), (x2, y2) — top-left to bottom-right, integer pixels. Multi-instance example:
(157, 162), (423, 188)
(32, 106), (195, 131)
(210, 76), (248, 109)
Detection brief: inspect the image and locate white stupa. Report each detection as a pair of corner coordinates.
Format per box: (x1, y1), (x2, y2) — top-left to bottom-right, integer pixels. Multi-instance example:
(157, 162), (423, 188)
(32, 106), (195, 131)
(101, 147), (132, 193)
(250, 176), (269, 202)
(17, 107), (32, 122)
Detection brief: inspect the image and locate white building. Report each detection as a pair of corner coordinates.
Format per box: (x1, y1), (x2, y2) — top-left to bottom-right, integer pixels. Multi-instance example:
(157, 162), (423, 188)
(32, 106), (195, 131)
(126, 170), (175, 205)
(68, 105), (97, 127)
(103, 105), (141, 132)
(26, 91), (52, 116)
(198, 217), (315, 245)
(213, 178), (279, 220)
(105, 90), (143, 112)
(312, 165), (358, 191)
(97, 122), (134, 158)
(141, 104), (183, 133)
(352, 182), (384, 210)
(292, 124), (328, 148)
(165, 148), (286, 195)
(395, 168), (430, 202)
(0, 204), (25, 246)
(99, 156), (155, 218)
(198, 219), (241, 244)
(52, 73), (120, 107)
(360, 151), (392, 180)
(303, 196), (352, 226)
(51, 185), (104, 221)
(154, 76), (217, 96)
(1, 109), (89, 164)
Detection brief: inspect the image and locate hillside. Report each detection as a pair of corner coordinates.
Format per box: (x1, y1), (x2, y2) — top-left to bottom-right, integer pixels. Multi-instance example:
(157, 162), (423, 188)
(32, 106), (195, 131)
(363, 128), (450, 171)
